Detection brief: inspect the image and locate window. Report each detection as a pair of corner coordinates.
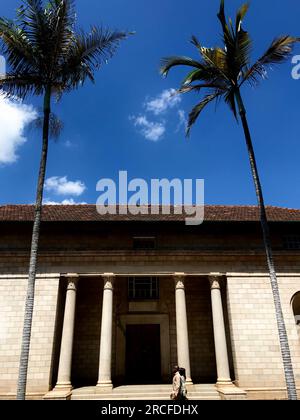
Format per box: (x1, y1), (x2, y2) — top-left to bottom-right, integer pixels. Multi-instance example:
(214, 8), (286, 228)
(283, 236), (300, 250)
(128, 277), (159, 300)
(133, 237), (156, 250)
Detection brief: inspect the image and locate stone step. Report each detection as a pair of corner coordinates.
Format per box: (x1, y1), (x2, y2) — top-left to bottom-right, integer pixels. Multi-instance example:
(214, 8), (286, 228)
(72, 395), (221, 401)
(72, 396), (220, 402)
(111, 389), (217, 394)
(71, 385), (221, 401)
(72, 393), (219, 398)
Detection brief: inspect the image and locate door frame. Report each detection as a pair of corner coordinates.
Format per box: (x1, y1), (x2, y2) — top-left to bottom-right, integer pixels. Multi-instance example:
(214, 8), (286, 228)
(116, 314), (171, 383)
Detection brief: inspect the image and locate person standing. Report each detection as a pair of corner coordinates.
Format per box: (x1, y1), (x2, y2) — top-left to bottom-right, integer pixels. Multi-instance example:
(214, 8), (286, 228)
(178, 367), (188, 400)
(170, 366), (188, 400)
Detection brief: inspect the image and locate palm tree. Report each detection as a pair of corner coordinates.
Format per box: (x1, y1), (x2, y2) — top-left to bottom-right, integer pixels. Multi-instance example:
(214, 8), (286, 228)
(0, 0), (130, 400)
(161, 0), (298, 400)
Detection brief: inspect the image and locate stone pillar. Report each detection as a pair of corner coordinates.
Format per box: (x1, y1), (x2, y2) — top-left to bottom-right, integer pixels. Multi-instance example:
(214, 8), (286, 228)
(55, 276), (79, 390)
(97, 274), (115, 390)
(209, 276), (232, 386)
(174, 273), (192, 385)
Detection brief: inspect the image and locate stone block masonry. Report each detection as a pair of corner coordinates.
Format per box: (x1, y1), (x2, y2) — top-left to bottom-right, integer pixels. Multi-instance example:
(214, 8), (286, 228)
(0, 274), (60, 398)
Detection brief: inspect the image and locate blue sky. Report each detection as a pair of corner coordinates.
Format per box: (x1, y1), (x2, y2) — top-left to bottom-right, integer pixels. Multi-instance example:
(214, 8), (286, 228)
(1, 0), (300, 207)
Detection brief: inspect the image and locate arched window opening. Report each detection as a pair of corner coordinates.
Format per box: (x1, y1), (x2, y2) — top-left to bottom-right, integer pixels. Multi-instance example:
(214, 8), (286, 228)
(292, 292), (300, 333)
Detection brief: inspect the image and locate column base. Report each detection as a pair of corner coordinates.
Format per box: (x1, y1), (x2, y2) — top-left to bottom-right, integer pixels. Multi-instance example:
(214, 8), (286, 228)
(216, 379), (233, 387)
(53, 381), (73, 391)
(96, 381), (113, 393)
(216, 383), (247, 400)
(43, 388), (72, 401)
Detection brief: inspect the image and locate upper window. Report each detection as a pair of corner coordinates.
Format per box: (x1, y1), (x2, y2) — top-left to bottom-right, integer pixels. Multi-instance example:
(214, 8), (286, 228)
(133, 237), (156, 250)
(128, 276), (159, 300)
(283, 236), (300, 250)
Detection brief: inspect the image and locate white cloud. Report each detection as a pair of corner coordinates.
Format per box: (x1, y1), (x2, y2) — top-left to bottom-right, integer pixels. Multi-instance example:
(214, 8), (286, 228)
(131, 88), (185, 142)
(43, 198), (87, 205)
(0, 96), (37, 164)
(145, 89), (181, 115)
(45, 176), (86, 196)
(176, 109), (187, 132)
(63, 140), (78, 149)
(64, 140), (73, 148)
(131, 115), (166, 142)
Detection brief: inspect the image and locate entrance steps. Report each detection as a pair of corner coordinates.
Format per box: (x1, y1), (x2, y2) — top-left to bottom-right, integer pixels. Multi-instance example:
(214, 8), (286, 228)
(71, 384), (221, 401)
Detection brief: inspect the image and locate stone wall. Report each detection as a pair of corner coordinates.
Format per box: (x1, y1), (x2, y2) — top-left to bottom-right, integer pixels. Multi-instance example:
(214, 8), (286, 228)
(227, 274), (300, 399)
(0, 274), (60, 398)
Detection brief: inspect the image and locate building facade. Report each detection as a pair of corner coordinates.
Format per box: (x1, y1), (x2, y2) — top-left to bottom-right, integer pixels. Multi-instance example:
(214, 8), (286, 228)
(0, 205), (300, 400)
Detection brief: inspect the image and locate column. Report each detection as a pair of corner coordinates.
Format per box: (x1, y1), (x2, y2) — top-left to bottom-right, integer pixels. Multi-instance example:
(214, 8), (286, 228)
(97, 274), (115, 389)
(174, 273), (192, 385)
(209, 276), (232, 386)
(55, 275), (79, 390)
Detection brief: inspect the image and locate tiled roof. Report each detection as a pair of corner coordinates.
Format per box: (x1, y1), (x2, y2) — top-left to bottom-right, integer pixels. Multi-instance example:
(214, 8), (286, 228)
(0, 205), (300, 222)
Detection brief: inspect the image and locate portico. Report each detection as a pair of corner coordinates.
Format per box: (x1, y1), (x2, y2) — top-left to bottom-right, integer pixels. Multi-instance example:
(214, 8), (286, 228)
(47, 271), (235, 398)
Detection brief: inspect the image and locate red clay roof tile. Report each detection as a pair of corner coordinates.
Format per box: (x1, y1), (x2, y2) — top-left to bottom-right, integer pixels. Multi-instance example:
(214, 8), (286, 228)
(0, 205), (300, 222)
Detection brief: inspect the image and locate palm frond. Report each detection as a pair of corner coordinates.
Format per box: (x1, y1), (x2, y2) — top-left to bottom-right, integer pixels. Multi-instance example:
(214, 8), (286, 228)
(217, 0), (235, 55)
(224, 88), (237, 119)
(199, 46), (229, 80)
(29, 111), (63, 139)
(17, 0), (51, 59)
(46, 0), (76, 70)
(160, 55), (206, 77)
(178, 83), (225, 94)
(191, 36), (229, 78)
(243, 36), (299, 85)
(181, 67), (226, 87)
(186, 91), (221, 136)
(0, 72), (44, 98)
(0, 18), (38, 74)
(60, 27), (129, 88)
(235, 26), (252, 74)
(235, 2), (249, 33)
(217, 1), (253, 84)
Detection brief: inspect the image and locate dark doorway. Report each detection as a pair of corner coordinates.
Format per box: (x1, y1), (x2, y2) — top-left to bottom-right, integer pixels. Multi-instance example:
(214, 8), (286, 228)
(126, 324), (161, 384)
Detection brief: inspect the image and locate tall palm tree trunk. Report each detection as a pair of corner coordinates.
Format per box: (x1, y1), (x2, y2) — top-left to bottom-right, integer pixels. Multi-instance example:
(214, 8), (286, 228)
(16, 86), (52, 400)
(235, 88), (297, 400)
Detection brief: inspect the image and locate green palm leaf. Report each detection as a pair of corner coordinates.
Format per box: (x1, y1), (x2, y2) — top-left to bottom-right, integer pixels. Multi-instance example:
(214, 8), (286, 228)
(161, 1), (299, 133)
(186, 92), (222, 136)
(0, 18), (38, 74)
(161, 56), (206, 77)
(235, 2), (249, 33)
(60, 27), (129, 88)
(243, 36), (299, 85)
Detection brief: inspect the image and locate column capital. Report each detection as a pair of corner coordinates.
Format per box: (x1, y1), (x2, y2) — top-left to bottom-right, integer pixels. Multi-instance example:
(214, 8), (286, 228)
(66, 276), (79, 291)
(103, 273), (115, 290)
(174, 273), (186, 290)
(208, 275), (223, 290)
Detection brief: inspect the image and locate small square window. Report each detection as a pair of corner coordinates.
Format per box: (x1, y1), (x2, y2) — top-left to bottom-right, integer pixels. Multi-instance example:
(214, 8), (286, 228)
(283, 236), (300, 250)
(128, 277), (159, 300)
